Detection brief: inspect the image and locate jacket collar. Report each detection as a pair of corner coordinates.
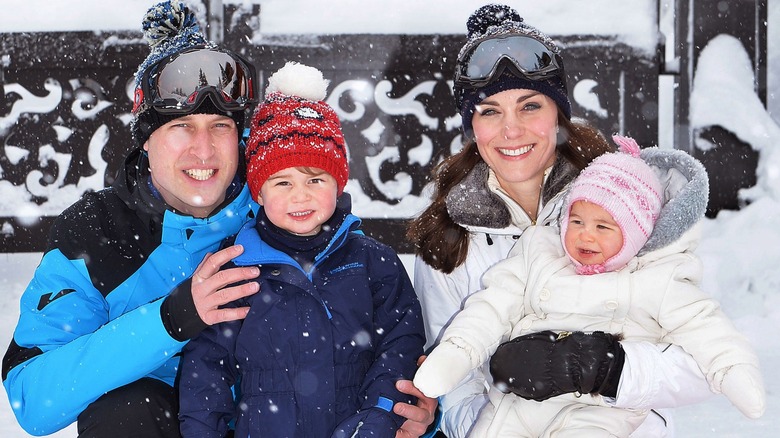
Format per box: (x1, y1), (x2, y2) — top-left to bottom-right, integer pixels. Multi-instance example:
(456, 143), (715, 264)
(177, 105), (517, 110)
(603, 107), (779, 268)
(112, 147), (251, 236)
(112, 147), (166, 235)
(445, 156), (579, 231)
(233, 194), (361, 269)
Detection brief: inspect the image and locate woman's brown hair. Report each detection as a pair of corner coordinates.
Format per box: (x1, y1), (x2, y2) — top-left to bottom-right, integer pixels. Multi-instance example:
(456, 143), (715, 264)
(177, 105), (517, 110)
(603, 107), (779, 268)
(406, 109), (613, 274)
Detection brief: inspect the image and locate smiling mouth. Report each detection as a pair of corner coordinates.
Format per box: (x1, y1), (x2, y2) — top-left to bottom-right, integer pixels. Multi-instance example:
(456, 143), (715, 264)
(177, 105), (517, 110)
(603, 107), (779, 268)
(289, 210), (314, 218)
(498, 145), (533, 156)
(185, 169), (216, 181)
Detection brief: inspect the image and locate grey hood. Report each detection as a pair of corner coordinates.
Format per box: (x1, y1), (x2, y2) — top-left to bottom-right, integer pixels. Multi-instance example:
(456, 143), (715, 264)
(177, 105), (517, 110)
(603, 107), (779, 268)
(638, 147), (710, 255)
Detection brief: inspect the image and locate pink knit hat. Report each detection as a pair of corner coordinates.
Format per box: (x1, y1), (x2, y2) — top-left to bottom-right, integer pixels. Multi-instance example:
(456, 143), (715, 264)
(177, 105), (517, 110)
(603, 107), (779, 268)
(561, 135), (663, 274)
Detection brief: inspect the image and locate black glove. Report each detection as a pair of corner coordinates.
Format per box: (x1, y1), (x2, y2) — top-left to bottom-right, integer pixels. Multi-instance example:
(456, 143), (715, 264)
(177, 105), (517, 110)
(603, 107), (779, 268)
(489, 330), (624, 402)
(160, 278), (207, 341)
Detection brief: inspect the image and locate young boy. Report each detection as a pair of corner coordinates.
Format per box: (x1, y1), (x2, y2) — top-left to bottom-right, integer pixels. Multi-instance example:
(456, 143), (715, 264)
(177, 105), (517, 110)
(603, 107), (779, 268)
(413, 136), (765, 437)
(178, 62), (426, 438)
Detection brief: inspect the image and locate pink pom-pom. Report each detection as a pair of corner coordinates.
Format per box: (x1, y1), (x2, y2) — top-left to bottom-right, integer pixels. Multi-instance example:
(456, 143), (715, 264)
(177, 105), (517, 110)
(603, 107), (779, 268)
(612, 135), (641, 158)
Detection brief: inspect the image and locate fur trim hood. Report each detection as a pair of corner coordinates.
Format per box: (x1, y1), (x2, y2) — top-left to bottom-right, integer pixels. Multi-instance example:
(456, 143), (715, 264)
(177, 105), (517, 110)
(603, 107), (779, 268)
(446, 157), (579, 230)
(638, 147), (709, 255)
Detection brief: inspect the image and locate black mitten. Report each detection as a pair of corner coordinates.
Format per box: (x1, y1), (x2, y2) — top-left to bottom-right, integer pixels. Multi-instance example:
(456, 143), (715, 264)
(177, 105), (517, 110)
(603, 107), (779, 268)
(489, 330), (624, 402)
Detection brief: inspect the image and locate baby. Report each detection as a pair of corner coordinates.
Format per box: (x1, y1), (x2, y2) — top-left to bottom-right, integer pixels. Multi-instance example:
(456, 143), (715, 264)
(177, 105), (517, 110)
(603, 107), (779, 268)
(414, 136), (765, 437)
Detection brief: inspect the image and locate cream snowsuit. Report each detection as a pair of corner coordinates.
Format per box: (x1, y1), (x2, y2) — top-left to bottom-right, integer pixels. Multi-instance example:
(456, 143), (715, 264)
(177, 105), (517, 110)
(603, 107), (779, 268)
(414, 148), (765, 437)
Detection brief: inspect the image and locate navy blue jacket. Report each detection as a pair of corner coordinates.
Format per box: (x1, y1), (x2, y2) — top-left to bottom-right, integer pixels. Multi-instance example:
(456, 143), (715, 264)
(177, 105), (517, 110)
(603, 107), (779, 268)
(2, 148), (256, 435)
(178, 202), (425, 438)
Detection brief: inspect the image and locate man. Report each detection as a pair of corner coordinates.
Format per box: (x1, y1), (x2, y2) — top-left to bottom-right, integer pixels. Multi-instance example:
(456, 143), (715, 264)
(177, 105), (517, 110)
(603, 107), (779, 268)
(2, 2), (434, 437)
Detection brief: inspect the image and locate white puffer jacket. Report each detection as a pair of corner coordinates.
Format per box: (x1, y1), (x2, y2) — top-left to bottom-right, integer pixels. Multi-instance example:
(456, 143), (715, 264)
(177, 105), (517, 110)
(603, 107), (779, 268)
(415, 149), (718, 437)
(427, 220), (765, 436)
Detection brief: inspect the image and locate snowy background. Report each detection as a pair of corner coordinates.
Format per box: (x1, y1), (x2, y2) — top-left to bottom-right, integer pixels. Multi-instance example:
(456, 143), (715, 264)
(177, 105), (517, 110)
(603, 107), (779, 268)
(0, 0), (778, 436)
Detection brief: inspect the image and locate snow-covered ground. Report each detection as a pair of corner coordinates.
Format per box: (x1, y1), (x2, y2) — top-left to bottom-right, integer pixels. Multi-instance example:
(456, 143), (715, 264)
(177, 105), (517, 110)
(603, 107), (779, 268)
(1, 1), (778, 436)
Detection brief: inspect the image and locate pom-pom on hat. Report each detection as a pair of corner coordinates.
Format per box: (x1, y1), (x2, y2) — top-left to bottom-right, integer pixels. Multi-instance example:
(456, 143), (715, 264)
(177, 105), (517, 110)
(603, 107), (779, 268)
(456, 4), (571, 136)
(561, 135), (663, 274)
(245, 62), (348, 200)
(130, 1), (245, 146)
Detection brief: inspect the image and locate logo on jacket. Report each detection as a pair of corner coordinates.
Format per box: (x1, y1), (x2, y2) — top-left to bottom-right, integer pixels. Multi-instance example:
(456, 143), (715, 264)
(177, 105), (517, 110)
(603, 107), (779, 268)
(37, 288), (76, 311)
(328, 262), (364, 275)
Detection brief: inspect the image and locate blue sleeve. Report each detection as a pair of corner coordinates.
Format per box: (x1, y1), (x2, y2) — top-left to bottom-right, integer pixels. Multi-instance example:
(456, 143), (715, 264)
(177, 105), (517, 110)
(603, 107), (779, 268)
(179, 320), (240, 437)
(344, 247), (426, 433)
(331, 407), (399, 438)
(2, 249), (185, 436)
(421, 405), (444, 438)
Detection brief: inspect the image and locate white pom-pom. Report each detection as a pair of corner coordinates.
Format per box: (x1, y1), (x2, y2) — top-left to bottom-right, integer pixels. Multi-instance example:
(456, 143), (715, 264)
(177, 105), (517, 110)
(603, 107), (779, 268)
(266, 61), (329, 101)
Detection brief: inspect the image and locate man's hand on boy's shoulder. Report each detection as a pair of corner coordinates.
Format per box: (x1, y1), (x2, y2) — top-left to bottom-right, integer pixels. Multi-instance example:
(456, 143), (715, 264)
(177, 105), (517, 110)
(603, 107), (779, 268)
(191, 244), (260, 325)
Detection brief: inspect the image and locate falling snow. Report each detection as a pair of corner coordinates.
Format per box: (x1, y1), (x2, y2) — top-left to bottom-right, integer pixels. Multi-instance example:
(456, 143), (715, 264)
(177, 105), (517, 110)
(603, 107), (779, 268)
(0, 1), (778, 437)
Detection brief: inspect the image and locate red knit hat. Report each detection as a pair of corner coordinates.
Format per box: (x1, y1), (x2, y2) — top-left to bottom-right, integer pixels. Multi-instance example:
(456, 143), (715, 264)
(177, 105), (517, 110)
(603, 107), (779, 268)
(245, 62), (348, 200)
(561, 135), (663, 274)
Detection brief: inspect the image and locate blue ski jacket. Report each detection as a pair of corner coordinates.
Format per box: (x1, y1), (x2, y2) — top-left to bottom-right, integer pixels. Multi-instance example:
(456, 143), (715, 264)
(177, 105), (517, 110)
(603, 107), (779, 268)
(178, 206), (425, 438)
(2, 148), (256, 435)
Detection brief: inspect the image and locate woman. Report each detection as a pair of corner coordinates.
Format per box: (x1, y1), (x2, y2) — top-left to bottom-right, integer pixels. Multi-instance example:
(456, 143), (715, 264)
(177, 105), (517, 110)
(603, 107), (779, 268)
(407, 4), (711, 437)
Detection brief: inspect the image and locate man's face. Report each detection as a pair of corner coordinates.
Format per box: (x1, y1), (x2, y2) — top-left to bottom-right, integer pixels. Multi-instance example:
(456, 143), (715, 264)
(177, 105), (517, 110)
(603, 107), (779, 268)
(143, 113), (239, 218)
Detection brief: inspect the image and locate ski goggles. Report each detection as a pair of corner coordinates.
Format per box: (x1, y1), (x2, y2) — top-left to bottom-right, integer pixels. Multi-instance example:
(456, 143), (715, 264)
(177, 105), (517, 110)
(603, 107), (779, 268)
(133, 46), (257, 115)
(454, 35), (564, 104)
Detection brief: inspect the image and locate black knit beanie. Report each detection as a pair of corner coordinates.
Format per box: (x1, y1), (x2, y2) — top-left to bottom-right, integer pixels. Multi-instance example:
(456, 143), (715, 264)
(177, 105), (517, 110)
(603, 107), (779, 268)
(130, 1), (246, 146)
(456, 4), (571, 136)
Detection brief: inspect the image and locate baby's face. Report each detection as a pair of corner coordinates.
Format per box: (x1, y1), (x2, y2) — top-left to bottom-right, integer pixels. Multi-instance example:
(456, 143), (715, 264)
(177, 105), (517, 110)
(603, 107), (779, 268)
(564, 201), (624, 268)
(258, 166), (338, 236)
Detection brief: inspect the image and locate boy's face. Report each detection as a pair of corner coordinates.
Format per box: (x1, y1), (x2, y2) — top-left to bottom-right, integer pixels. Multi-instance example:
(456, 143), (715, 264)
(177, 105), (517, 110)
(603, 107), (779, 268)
(564, 200), (624, 268)
(144, 113), (239, 218)
(258, 167), (338, 236)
